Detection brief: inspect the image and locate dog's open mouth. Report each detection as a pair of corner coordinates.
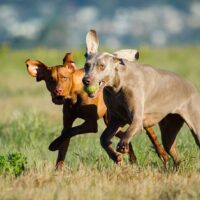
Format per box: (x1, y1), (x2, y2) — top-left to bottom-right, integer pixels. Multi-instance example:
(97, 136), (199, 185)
(87, 80), (107, 98)
(52, 96), (65, 105)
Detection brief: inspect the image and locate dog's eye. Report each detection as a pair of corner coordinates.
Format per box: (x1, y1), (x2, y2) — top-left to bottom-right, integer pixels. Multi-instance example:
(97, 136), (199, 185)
(84, 63), (91, 72)
(99, 64), (105, 70)
(84, 52), (88, 58)
(62, 77), (68, 81)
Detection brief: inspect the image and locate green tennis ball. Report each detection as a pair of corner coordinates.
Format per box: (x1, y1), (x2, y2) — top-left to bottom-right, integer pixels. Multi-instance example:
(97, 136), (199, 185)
(84, 84), (99, 95)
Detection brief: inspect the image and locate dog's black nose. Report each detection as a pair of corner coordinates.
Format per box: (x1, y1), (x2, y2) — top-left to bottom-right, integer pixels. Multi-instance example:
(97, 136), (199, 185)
(82, 76), (91, 86)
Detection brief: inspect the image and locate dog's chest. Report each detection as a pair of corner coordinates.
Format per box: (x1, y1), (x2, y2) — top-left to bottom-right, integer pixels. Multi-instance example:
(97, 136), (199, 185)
(103, 87), (132, 124)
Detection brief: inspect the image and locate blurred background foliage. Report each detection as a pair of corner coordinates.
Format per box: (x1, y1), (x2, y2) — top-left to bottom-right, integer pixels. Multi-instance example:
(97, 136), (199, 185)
(0, 0), (199, 49)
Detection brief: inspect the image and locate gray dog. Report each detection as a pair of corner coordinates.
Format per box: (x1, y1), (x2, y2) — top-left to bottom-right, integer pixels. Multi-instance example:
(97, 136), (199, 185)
(83, 30), (200, 166)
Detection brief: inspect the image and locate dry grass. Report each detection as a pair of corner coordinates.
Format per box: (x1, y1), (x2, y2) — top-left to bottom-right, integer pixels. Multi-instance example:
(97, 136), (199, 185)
(0, 164), (199, 200)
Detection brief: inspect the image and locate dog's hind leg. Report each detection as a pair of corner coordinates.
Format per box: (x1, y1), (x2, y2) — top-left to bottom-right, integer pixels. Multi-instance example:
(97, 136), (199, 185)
(159, 114), (184, 166)
(184, 119), (200, 147)
(180, 97), (200, 147)
(145, 127), (168, 166)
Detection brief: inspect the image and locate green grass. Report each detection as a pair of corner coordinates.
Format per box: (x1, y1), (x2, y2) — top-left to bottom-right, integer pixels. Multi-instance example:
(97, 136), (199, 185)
(0, 45), (199, 200)
(0, 152), (27, 176)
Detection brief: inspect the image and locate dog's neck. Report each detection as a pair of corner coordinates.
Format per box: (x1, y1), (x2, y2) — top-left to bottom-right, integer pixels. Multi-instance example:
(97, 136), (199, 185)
(111, 69), (121, 91)
(108, 65), (126, 93)
(69, 68), (85, 104)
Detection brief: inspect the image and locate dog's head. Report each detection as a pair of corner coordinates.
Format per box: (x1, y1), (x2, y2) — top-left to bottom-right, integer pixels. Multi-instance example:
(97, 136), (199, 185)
(82, 30), (139, 97)
(26, 53), (76, 105)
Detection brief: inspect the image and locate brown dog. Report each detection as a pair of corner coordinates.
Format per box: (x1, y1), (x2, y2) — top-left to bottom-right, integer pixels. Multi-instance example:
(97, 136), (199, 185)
(26, 53), (167, 168)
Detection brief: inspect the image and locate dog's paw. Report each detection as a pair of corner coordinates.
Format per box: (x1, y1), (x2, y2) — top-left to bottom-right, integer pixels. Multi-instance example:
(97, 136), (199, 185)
(115, 153), (123, 165)
(128, 152), (137, 164)
(117, 141), (129, 154)
(56, 161), (64, 171)
(48, 136), (63, 151)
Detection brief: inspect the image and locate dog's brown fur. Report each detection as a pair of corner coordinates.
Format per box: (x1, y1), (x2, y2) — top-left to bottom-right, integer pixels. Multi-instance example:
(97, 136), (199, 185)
(26, 53), (167, 168)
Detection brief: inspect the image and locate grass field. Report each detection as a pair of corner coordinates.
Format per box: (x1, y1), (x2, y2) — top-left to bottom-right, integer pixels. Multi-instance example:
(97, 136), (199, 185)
(0, 45), (200, 200)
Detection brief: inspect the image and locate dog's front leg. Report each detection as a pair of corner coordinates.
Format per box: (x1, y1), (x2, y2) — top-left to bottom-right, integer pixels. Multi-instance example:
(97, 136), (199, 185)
(49, 118), (98, 150)
(117, 101), (143, 154)
(56, 138), (71, 170)
(49, 102), (75, 170)
(100, 118), (123, 164)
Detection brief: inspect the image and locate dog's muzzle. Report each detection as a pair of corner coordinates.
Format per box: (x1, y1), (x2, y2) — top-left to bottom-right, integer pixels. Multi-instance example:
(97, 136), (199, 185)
(52, 95), (65, 105)
(82, 76), (92, 86)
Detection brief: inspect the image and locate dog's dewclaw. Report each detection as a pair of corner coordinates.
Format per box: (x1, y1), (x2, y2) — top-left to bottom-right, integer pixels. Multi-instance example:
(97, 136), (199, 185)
(84, 84), (99, 95)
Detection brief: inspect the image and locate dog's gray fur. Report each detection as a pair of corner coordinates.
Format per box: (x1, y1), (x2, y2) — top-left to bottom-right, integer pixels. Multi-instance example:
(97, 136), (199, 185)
(83, 30), (200, 165)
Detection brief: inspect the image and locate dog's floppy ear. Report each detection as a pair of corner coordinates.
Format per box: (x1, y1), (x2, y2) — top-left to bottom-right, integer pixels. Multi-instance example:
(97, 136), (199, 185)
(25, 59), (48, 81)
(113, 49), (139, 61)
(113, 57), (125, 66)
(85, 29), (99, 56)
(63, 52), (76, 73)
